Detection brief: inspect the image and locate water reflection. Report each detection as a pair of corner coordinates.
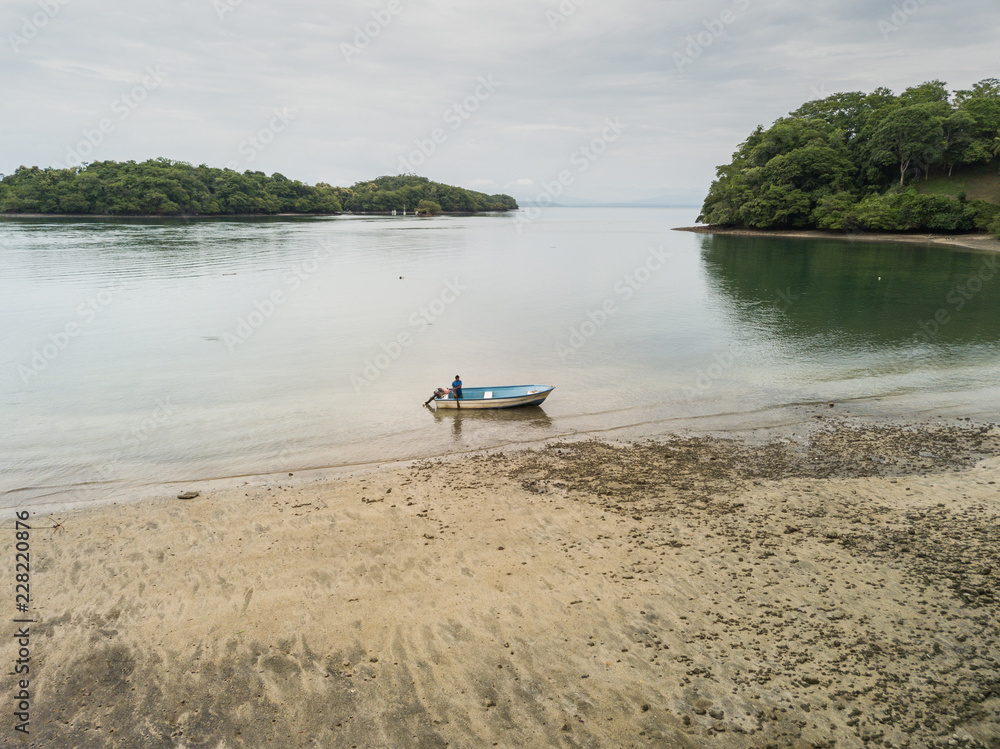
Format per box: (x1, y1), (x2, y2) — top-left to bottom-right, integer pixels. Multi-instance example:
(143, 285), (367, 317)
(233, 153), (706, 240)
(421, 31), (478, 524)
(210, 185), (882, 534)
(699, 235), (1000, 351)
(428, 406), (554, 441)
(0, 215), (339, 283)
(7, 208), (1000, 512)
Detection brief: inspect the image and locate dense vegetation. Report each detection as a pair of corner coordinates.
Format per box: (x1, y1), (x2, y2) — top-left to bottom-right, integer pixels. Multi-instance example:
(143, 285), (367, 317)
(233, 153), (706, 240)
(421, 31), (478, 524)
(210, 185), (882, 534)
(0, 160), (517, 216)
(334, 175), (517, 214)
(699, 79), (1000, 238)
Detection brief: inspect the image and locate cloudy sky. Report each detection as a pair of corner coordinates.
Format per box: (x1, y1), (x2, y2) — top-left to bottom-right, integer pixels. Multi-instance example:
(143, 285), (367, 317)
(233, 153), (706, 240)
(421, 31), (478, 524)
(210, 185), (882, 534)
(2, 0), (998, 204)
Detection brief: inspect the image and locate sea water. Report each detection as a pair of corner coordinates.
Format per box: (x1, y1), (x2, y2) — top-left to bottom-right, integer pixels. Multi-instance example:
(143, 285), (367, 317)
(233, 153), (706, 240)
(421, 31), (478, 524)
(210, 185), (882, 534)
(2, 208), (999, 511)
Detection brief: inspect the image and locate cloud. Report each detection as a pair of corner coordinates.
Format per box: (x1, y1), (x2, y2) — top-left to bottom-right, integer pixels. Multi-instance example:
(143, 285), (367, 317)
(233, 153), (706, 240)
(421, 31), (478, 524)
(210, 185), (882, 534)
(1, 0), (997, 202)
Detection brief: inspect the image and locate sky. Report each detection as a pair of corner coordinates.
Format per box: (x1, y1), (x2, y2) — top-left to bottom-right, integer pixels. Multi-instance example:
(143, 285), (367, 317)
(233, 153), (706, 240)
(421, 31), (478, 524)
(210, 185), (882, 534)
(2, 0), (998, 206)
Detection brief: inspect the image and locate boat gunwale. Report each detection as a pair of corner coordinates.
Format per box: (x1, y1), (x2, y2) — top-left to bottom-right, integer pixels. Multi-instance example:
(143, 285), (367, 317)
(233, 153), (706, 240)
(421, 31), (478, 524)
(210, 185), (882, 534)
(434, 384), (554, 403)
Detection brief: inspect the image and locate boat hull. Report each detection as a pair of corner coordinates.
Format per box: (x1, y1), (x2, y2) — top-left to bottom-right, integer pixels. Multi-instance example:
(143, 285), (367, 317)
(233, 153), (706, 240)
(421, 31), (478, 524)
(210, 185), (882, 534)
(433, 385), (554, 410)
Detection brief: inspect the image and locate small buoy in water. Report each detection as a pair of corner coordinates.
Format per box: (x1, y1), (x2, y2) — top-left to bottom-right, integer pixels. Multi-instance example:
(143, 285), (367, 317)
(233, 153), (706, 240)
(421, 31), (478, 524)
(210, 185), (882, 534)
(878, 276), (881, 281)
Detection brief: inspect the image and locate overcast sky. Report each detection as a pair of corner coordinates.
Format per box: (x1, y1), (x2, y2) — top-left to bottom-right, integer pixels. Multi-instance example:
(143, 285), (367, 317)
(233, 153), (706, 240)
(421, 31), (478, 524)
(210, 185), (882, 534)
(2, 0), (998, 204)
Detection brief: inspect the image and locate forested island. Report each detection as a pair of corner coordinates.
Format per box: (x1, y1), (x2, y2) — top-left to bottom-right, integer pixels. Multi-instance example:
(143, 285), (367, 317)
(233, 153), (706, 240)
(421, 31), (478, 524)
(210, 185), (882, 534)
(698, 79), (1000, 238)
(0, 160), (518, 216)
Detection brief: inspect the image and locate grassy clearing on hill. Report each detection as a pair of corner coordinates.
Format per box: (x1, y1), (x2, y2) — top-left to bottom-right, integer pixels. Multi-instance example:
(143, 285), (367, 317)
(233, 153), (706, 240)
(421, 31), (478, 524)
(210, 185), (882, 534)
(918, 165), (1000, 205)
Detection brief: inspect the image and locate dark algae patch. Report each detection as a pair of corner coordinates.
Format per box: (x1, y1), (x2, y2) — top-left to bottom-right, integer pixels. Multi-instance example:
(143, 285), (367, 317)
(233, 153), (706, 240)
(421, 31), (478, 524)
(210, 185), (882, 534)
(507, 421), (1000, 748)
(15, 420), (1000, 748)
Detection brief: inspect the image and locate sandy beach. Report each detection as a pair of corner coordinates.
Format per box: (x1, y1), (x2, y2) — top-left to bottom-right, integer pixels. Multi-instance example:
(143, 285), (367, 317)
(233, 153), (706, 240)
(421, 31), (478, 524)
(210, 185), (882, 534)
(3, 416), (999, 748)
(675, 226), (1000, 255)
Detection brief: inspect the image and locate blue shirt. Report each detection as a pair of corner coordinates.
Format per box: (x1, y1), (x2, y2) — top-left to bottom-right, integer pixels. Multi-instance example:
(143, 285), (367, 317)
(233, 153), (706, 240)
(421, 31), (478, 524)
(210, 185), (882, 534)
(452, 379), (462, 394)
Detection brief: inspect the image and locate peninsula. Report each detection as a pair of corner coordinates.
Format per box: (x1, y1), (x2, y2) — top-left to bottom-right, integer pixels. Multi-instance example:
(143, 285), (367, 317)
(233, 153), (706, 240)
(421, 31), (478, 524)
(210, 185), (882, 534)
(0, 160), (518, 217)
(697, 78), (1000, 240)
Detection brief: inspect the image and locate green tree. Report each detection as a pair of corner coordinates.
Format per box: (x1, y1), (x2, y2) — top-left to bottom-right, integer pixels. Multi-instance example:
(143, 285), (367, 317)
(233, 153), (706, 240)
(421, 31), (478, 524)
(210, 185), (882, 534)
(898, 80), (950, 106)
(699, 79), (1000, 232)
(843, 188), (976, 233)
(416, 199), (441, 216)
(868, 105), (945, 185)
(699, 118), (854, 228)
(951, 79), (1000, 169)
(811, 192), (856, 230)
(0, 161), (511, 216)
(941, 111), (977, 175)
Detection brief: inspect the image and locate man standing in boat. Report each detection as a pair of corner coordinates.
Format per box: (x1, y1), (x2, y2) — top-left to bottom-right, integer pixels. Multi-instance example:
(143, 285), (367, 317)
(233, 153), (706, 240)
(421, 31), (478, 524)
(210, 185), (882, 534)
(452, 375), (463, 409)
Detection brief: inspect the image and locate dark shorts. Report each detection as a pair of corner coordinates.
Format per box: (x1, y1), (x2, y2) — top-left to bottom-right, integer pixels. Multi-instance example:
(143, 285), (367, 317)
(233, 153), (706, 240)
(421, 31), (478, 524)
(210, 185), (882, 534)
(454, 390), (463, 399)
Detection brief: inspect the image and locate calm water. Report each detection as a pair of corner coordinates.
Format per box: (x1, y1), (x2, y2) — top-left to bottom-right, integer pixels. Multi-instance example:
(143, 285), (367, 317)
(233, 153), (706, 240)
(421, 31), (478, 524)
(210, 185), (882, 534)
(3, 208), (1000, 512)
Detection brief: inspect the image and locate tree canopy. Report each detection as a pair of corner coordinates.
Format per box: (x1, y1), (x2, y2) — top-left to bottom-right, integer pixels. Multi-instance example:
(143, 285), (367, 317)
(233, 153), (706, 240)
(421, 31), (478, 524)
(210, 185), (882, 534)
(330, 174), (517, 214)
(0, 160), (517, 216)
(698, 79), (1000, 238)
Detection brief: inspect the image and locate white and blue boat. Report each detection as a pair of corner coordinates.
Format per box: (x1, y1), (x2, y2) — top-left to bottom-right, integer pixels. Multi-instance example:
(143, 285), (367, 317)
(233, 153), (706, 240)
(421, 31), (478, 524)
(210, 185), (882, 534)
(429, 384), (555, 410)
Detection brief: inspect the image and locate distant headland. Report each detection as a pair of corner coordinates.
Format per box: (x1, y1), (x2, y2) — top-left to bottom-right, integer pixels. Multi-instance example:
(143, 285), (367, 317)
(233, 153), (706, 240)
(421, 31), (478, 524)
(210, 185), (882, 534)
(0, 160), (518, 217)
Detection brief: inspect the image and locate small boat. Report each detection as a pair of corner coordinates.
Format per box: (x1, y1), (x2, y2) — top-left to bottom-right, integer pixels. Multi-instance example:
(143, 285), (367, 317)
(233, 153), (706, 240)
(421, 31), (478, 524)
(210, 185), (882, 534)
(428, 384), (555, 410)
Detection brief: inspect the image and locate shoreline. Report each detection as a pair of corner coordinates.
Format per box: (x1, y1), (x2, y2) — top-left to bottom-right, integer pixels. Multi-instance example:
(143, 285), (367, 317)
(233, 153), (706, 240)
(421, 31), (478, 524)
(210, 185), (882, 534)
(4, 417), (999, 747)
(675, 225), (1000, 254)
(0, 209), (515, 220)
(0, 212), (342, 219)
(13, 395), (1000, 519)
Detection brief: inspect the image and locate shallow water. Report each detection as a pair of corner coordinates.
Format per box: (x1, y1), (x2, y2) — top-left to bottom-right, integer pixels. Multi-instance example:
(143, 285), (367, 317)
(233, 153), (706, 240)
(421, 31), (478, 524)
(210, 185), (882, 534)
(3, 208), (999, 511)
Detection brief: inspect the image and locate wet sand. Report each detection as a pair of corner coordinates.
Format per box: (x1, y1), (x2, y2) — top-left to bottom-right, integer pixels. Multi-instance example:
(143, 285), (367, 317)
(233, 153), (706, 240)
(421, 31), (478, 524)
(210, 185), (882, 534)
(3, 418), (1000, 748)
(675, 226), (1000, 254)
